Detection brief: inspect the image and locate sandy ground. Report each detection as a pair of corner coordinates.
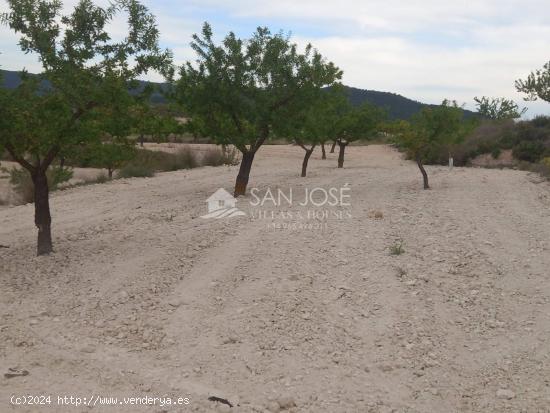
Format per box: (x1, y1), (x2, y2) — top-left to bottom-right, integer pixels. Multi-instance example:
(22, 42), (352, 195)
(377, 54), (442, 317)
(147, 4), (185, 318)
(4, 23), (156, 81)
(1, 145), (550, 412)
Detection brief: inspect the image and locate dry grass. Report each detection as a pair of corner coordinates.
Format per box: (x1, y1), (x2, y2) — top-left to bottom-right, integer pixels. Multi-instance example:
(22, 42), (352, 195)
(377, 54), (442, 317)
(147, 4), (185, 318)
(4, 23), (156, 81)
(201, 146), (240, 166)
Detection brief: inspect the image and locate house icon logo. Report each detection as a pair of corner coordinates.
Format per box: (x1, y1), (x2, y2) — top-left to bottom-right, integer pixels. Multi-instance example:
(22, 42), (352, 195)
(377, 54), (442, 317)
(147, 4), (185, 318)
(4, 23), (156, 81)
(201, 188), (247, 219)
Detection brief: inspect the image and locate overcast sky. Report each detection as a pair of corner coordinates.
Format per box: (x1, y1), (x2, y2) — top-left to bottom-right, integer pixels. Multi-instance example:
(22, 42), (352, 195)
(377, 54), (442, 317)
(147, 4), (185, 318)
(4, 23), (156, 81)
(1, 0), (549, 117)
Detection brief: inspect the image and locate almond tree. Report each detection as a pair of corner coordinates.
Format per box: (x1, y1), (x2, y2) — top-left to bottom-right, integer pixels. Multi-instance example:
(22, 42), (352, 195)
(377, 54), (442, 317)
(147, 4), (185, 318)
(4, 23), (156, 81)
(516, 61), (550, 105)
(335, 102), (386, 168)
(393, 100), (476, 189)
(174, 23), (342, 196)
(474, 96), (526, 119)
(291, 86), (347, 176)
(0, 0), (171, 255)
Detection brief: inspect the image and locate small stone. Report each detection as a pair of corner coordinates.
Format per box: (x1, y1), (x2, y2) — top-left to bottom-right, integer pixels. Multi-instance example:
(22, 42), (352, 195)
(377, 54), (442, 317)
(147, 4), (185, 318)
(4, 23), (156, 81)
(80, 344), (96, 353)
(496, 389), (515, 400)
(378, 364), (394, 372)
(266, 401), (280, 412)
(429, 387), (439, 396)
(277, 396), (296, 410)
(222, 336), (239, 345)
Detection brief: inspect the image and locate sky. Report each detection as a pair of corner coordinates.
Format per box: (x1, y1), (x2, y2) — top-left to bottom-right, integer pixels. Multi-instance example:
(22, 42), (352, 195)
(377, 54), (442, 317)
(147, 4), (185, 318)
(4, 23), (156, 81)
(1, 0), (549, 117)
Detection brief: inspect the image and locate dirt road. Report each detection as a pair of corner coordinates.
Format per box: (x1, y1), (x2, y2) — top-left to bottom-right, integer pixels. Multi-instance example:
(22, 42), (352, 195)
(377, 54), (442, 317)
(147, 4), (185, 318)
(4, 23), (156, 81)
(1, 145), (549, 412)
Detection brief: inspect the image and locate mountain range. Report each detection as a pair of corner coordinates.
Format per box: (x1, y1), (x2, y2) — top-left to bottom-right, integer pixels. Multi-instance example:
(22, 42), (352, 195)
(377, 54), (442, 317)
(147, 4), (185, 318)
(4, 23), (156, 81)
(0, 69), (474, 119)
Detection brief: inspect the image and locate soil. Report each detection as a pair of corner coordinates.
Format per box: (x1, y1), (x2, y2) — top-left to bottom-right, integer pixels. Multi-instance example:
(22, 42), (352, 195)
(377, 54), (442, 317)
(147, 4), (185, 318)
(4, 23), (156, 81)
(1, 145), (549, 412)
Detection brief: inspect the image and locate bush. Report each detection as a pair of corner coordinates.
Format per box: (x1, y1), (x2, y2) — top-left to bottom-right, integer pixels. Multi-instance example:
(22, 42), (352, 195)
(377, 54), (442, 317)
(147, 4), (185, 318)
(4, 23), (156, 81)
(513, 141), (545, 163)
(5, 166), (73, 204)
(201, 146), (240, 166)
(126, 147), (199, 172)
(531, 115), (550, 128)
(515, 122), (549, 143)
(166, 147), (199, 170)
(93, 172), (109, 184)
(117, 164), (155, 178)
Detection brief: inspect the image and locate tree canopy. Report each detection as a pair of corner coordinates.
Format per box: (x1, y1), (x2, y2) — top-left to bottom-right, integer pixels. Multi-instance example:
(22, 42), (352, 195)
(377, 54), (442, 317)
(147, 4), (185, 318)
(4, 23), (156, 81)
(286, 85), (348, 176)
(332, 98), (386, 168)
(393, 100), (476, 189)
(174, 22), (342, 195)
(474, 96), (526, 120)
(0, 0), (171, 255)
(516, 61), (550, 104)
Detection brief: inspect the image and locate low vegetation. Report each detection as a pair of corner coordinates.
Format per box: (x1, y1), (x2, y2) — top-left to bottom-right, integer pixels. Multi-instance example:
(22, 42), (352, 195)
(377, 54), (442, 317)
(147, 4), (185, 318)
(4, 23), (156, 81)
(2, 166), (73, 204)
(3, 146), (238, 202)
(389, 240), (405, 256)
(201, 147), (240, 167)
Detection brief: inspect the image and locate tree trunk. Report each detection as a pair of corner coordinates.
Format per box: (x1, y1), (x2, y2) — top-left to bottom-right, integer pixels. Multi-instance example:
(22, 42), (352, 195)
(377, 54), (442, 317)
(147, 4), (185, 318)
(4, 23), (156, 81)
(321, 144), (326, 160)
(139, 134), (144, 147)
(59, 157), (65, 169)
(234, 151), (255, 197)
(32, 169), (53, 255)
(416, 157), (430, 189)
(108, 168), (113, 179)
(337, 141), (348, 168)
(301, 148), (314, 177)
(330, 140), (337, 153)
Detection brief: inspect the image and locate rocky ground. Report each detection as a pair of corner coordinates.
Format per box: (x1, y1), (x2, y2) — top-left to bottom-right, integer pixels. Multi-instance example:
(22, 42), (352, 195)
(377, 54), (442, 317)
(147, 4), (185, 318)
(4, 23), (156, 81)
(1, 145), (549, 412)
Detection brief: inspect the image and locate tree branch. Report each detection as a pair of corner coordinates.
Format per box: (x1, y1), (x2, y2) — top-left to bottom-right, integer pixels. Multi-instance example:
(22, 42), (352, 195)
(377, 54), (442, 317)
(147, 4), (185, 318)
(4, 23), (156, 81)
(41, 145), (61, 171)
(270, 92), (296, 112)
(4, 143), (36, 173)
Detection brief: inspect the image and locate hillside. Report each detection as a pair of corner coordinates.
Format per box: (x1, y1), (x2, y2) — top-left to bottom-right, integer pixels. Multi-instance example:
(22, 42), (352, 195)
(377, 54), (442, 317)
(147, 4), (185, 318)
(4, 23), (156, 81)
(0, 69), (167, 104)
(1, 69), (472, 119)
(344, 86), (433, 119)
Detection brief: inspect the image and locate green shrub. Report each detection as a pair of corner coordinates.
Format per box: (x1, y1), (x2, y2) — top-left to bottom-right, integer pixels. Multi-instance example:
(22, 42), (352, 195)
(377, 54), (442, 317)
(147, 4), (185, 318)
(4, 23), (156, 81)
(531, 115), (550, 129)
(511, 122), (549, 149)
(117, 164), (155, 178)
(389, 240), (405, 256)
(491, 147), (502, 159)
(513, 141), (545, 162)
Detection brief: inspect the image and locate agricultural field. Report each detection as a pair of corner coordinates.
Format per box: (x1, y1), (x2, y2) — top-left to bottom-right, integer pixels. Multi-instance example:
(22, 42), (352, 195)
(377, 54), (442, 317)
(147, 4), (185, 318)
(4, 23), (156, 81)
(1, 145), (550, 412)
(2, 0), (550, 411)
